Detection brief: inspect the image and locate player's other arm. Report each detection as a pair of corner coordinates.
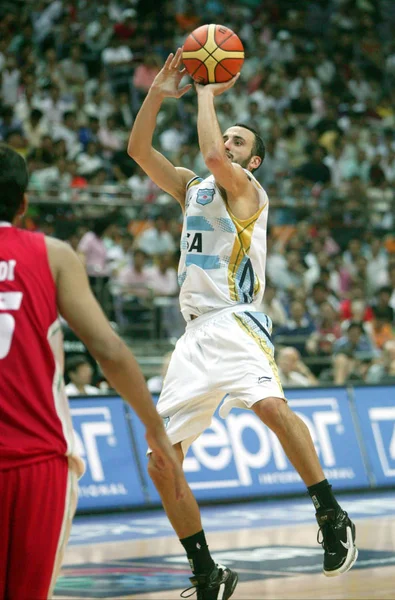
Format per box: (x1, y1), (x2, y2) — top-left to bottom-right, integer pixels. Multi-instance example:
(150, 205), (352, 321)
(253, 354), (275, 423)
(196, 76), (249, 196)
(127, 48), (195, 206)
(47, 238), (184, 495)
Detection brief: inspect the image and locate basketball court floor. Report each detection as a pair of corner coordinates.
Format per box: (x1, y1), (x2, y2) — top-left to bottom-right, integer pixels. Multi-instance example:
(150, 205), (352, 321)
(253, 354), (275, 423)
(55, 490), (395, 599)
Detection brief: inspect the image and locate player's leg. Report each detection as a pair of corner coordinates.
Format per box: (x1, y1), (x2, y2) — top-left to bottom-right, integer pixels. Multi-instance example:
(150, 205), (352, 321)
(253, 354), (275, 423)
(221, 310), (357, 577)
(6, 456), (78, 600)
(148, 441), (238, 600)
(253, 396), (358, 576)
(150, 329), (238, 599)
(253, 396), (325, 485)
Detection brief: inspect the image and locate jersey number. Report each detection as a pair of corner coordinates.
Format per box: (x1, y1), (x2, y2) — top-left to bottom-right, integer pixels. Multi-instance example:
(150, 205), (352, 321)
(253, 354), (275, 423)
(0, 292), (23, 359)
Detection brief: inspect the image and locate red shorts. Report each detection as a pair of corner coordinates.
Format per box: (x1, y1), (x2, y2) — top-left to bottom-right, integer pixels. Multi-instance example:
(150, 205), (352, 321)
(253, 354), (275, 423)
(0, 455), (78, 600)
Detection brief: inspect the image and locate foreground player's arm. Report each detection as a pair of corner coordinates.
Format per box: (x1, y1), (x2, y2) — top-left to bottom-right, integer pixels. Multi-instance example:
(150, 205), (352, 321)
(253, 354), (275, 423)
(47, 238), (184, 497)
(127, 48), (195, 206)
(196, 76), (249, 196)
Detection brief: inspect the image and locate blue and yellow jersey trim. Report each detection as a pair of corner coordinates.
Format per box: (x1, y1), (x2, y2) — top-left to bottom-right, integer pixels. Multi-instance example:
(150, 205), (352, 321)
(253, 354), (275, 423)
(233, 312), (283, 393)
(227, 203), (267, 302)
(186, 176), (203, 190)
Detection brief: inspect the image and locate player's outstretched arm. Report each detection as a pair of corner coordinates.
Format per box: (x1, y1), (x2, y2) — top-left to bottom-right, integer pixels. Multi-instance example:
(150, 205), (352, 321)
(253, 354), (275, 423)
(195, 76), (249, 196)
(47, 237), (185, 498)
(127, 48), (195, 206)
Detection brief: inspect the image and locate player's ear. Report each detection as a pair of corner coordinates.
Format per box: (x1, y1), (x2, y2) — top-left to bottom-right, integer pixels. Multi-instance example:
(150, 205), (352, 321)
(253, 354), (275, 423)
(250, 155), (262, 171)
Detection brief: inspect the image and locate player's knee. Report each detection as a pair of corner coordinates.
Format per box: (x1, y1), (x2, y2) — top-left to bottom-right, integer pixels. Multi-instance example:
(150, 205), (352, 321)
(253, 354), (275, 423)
(253, 396), (288, 431)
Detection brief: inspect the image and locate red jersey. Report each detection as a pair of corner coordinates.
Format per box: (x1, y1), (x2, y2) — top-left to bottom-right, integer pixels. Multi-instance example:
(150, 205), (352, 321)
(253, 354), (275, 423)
(0, 224), (80, 472)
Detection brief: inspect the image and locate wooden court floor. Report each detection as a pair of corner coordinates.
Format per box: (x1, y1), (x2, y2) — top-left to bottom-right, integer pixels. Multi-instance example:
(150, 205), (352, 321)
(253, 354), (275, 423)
(57, 493), (395, 600)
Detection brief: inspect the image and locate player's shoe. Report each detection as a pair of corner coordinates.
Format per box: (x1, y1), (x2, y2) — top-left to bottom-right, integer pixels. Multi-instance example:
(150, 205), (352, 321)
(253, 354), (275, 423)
(316, 508), (358, 577)
(181, 564), (238, 599)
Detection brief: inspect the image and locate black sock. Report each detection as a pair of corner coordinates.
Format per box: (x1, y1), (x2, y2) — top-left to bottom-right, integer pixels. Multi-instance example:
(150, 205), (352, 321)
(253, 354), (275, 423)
(180, 530), (215, 575)
(308, 479), (341, 512)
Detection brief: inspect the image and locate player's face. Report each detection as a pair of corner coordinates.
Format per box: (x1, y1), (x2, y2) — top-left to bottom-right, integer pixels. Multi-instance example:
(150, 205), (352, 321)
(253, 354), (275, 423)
(223, 126), (259, 171)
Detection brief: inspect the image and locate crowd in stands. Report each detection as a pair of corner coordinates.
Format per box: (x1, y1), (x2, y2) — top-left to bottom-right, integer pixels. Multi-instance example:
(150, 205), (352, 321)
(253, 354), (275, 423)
(1, 0), (395, 390)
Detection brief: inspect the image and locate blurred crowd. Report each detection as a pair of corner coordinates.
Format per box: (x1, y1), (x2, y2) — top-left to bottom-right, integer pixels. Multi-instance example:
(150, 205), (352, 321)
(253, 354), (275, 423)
(1, 0), (395, 389)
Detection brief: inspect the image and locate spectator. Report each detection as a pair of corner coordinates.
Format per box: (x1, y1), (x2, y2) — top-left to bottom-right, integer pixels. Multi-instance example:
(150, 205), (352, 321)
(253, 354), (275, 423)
(65, 355), (100, 396)
(297, 145), (331, 185)
(267, 30), (295, 64)
(59, 45), (89, 92)
(277, 347), (318, 387)
(52, 111), (82, 158)
(137, 215), (176, 257)
(132, 54), (161, 109)
(0, 106), (23, 141)
(370, 307), (395, 350)
(115, 249), (151, 299)
(333, 322), (377, 385)
(127, 165), (159, 203)
(77, 217), (112, 279)
(107, 232), (135, 279)
(76, 141), (105, 176)
(372, 286), (395, 323)
(366, 340), (395, 383)
(307, 302), (342, 357)
(102, 35), (134, 93)
(306, 281), (339, 320)
(35, 85), (74, 127)
(23, 109), (48, 149)
(273, 250), (305, 291)
(260, 281), (287, 328)
(98, 115), (124, 157)
(339, 283), (374, 322)
(146, 254), (178, 297)
(274, 300), (315, 355)
(1, 54), (20, 106)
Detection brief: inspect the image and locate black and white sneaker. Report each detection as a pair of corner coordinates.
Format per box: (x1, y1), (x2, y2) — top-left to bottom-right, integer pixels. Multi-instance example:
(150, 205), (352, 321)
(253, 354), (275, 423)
(316, 508), (358, 577)
(181, 564), (238, 600)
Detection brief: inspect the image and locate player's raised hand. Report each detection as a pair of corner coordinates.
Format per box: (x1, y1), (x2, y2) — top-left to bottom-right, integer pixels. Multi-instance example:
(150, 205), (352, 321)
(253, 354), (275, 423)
(151, 47), (193, 99)
(195, 73), (240, 97)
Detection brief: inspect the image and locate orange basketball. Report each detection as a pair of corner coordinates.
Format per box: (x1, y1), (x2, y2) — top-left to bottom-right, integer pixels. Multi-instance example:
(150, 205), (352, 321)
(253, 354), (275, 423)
(182, 24), (244, 84)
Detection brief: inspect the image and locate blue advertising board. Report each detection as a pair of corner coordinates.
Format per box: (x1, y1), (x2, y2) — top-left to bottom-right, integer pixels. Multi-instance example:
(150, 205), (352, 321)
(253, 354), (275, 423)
(70, 397), (145, 510)
(353, 385), (395, 487)
(132, 388), (369, 504)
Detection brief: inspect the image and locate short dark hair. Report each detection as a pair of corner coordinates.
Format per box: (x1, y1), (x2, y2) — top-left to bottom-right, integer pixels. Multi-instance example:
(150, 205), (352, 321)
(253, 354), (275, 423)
(66, 354), (90, 375)
(312, 281), (328, 292)
(347, 321), (364, 334)
(378, 286), (392, 296)
(234, 123), (266, 171)
(0, 144), (29, 222)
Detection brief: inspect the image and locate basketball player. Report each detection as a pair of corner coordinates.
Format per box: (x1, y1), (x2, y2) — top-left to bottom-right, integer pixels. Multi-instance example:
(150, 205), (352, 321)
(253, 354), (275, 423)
(0, 144), (183, 600)
(127, 48), (357, 600)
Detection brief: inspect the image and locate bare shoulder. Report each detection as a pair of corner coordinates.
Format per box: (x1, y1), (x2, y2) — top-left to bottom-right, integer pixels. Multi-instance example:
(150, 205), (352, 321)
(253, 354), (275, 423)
(45, 236), (79, 284)
(175, 167), (197, 185)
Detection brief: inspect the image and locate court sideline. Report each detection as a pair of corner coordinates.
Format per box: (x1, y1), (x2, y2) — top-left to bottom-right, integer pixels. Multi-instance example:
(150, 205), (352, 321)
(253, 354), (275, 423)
(55, 490), (395, 599)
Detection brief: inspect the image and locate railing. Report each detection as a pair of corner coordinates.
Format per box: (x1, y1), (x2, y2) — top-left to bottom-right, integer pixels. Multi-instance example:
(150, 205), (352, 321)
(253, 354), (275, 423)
(27, 184), (143, 206)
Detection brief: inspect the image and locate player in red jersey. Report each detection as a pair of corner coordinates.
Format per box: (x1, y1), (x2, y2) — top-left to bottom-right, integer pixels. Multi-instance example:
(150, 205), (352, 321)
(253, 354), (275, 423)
(0, 144), (184, 600)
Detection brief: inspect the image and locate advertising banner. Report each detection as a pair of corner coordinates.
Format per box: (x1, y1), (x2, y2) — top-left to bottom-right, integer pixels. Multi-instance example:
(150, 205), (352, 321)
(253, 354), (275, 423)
(353, 385), (395, 486)
(70, 397), (145, 510)
(133, 388), (369, 504)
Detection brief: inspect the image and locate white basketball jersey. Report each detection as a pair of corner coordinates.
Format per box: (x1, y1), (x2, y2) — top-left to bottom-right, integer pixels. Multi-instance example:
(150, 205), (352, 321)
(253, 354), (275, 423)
(178, 170), (269, 321)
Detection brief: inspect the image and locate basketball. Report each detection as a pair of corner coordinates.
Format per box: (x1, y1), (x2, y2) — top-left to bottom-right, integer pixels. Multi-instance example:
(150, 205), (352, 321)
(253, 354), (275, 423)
(182, 24), (244, 85)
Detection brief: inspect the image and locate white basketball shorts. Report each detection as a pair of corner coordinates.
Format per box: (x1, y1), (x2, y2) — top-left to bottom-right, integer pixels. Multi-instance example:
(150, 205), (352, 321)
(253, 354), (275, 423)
(156, 304), (286, 454)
